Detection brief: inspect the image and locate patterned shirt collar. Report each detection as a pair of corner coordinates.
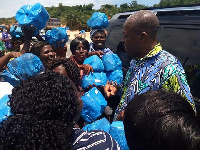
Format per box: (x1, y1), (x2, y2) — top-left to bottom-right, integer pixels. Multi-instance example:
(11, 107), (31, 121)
(130, 43), (162, 66)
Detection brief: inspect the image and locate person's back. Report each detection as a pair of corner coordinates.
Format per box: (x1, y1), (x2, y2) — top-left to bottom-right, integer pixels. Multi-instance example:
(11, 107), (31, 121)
(73, 128), (121, 150)
(124, 90), (200, 150)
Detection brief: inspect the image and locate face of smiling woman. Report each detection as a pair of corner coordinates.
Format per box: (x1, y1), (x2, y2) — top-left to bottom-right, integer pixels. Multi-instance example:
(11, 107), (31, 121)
(92, 31), (106, 50)
(39, 45), (56, 67)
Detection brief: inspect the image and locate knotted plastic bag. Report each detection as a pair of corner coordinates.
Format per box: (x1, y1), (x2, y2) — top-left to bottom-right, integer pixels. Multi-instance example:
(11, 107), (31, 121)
(110, 121), (129, 150)
(87, 12), (109, 29)
(102, 54), (122, 71)
(82, 117), (110, 133)
(45, 30), (52, 44)
(81, 87), (107, 123)
(7, 53), (45, 80)
(83, 55), (104, 72)
(106, 70), (123, 85)
(10, 25), (23, 38)
(0, 95), (12, 123)
(15, 3), (49, 35)
(45, 27), (68, 48)
(0, 70), (20, 87)
(81, 72), (107, 90)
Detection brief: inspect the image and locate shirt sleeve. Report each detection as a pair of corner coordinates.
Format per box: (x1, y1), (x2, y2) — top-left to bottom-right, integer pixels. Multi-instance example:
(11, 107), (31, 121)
(161, 63), (196, 112)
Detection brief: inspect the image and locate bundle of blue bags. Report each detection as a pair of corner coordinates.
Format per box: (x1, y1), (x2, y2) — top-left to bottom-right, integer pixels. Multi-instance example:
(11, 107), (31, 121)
(80, 54), (126, 149)
(0, 53), (45, 87)
(15, 3), (49, 35)
(87, 12), (109, 29)
(81, 87), (107, 123)
(45, 27), (68, 48)
(80, 54), (123, 123)
(81, 54), (123, 90)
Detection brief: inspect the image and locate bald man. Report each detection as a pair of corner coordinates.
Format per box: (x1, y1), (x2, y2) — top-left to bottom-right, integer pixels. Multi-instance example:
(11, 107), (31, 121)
(104, 10), (196, 120)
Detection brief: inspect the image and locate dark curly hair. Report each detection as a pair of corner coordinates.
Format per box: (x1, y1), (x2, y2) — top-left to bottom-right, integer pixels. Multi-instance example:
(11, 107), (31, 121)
(49, 58), (80, 86)
(124, 90), (200, 150)
(9, 71), (79, 123)
(0, 115), (72, 150)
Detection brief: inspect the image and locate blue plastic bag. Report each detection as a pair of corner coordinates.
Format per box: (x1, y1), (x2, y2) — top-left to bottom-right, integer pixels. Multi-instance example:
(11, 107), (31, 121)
(45, 30), (52, 44)
(80, 30), (85, 34)
(83, 55), (104, 72)
(81, 87), (107, 123)
(15, 3), (49, 35)
(7, 53), (45, 80)
(110, 121), (129, 150)
(106, 70), (123, 85)
(10, 25), (23, 38)
(0, 95), (12, 123)
(87, 12), (109, 29)
(82, 117), (110, 133)
(102, 54), (122, 71)
(81, 72), (107, 90)
(45, 27), (68, 48)
(0, 70), (20, 87)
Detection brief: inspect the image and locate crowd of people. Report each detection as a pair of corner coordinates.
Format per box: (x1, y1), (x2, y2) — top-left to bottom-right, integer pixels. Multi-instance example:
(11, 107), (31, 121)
(0, 10), (199, 150)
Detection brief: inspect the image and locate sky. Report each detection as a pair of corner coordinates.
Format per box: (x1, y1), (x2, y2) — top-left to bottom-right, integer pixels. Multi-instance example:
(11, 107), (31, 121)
(0, 0), (161, 18)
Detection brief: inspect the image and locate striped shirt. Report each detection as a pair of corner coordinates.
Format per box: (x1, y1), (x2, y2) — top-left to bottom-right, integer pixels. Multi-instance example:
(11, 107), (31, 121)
(73, 128), (121, 150)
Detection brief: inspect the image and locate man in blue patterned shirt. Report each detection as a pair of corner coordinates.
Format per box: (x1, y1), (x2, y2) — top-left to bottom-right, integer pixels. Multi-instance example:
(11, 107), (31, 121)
(104, 10), (196, 120)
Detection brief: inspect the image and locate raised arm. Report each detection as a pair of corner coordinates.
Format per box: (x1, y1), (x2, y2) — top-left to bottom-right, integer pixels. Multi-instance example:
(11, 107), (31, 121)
(0, 52), (22, 71)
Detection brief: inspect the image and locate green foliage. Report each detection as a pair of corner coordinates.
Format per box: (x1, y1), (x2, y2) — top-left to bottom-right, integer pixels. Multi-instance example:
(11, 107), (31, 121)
(155, 0), (200, 7)
(1, 0), (200, 30)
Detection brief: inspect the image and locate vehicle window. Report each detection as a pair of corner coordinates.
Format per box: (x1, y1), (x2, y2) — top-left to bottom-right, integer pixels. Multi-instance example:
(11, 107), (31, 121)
(118, 15), (131, 19)
(160, 27), (200, 65)
(106, 25), (123, 52)
(157, 10), (200, 16)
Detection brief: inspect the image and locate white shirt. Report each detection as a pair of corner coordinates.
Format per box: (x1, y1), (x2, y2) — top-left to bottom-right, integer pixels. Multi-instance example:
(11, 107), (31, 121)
(0, 82), (13, 99)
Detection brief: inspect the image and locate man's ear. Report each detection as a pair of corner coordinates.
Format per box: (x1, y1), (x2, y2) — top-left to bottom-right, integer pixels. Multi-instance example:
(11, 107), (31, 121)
(139, 32), (147, 41)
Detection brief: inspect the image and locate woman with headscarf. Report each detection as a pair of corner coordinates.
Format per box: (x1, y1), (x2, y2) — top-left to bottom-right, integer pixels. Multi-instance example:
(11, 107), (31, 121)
(87, 12), (113, 58)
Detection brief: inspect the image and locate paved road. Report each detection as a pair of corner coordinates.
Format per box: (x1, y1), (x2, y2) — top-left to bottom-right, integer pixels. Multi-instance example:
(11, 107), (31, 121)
(66, 38), (72, 58)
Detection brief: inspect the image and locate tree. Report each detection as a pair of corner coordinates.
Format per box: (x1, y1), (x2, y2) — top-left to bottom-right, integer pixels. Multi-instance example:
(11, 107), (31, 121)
(1, 0), (200, 30)
(120, 3), (129, 10)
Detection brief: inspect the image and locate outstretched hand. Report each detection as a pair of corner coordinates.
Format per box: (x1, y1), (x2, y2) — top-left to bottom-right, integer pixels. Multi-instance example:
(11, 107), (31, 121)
(9, 51), (23, 58)
(86, 83), (104, 92)
(88, 51), (105, 58)
(116, 111), (125, 121)
(22, 25), (36, 41)
(0, 52), (23, 71)
(104, 81), (119, 98)
(53, 42), (67, 58)
(79, 64), (93, 76)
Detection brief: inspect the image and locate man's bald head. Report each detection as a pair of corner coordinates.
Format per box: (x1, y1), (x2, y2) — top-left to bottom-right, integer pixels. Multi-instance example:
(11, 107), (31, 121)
(125, 10), (159, 38)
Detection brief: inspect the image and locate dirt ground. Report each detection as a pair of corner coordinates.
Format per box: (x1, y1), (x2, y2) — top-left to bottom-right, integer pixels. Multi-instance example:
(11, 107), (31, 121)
(66, 30), (91, 58)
